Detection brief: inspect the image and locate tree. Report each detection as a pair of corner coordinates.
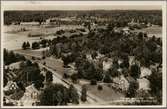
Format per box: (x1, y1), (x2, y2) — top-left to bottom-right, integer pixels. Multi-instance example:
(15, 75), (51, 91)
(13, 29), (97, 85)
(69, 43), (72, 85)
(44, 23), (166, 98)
(137, 32), (144, 40)
(84, 22), (91, 32)
(3, 72), (8, 87)
(81, 85), (87, 102)
(8, 51), (16, 64)
(130, 63), (141, 79)
(22, 41), (30, 49)
(22, 42), (27, 50)
(41, 39), (47, 48)
(46, 71), (53, 83)
(126, 81), (139, 98)
(25, 60), (32, 66)
(19, 61), (45, 89)
(103, 72), (112, 83)
(16, 81), (25, 91)
(62, 53), (76, 67)
(32, 42), (40, 49)
(148, 69), (162, 104)
(91, 51), (98, 59)
(34, 78), (44, 90)
(26, 41), (30, 49)
(107, 23), (114, 31)
(71, 74), (78, 83)
(68, 84), (79, 104)
(97, 85), (103, 91)
(4, 49), (25, 65)
(39, 84), (69, 105)
(90, 79), (97, 85)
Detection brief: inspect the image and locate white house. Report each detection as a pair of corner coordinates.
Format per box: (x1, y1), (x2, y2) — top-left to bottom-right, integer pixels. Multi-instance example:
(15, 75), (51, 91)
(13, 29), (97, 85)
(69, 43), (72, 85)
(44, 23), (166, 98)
(113, 75), (130, 91)
(4, 81), (19, 91)
(122, 27), (130, 34)
(102, 58), (113, 72)
(19, 84), (40, 106)
(140, 67), (152, 78)
(137, 78), (150, 91)
(20, 22), (39, 26)
(9, 62), (21, 70)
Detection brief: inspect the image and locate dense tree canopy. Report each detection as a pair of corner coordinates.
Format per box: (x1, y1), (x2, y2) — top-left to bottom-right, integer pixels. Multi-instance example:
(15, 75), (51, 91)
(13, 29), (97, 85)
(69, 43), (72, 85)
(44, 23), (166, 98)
(39, 84), (79, 105)
(4, 49), (25, 65)
(46, 71), (53, 83)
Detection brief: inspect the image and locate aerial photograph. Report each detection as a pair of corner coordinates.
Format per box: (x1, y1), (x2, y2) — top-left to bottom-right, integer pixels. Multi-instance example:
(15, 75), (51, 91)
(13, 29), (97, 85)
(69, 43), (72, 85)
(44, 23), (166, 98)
(1, 2), (165, 107)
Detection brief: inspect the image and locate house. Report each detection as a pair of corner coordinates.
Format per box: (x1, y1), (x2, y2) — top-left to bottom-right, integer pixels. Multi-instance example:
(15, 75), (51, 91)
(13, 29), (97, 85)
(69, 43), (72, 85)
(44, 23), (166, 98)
(20, 22), (39, 26)
(113, 75), (129, 91)
(126, 76), (135, 83)
(122, 27), (130, 34)
(46, 18), (60, 25)
(137, 78), (150, 91)
(113, 27), (130, 34)
(129, 56), (135, 66)
(28, 32), (43, 37)
(147, 22), (152, 27)
(4, 81), (19, 91)
(19, 85), (40, 106)
(55, 42), (63, 57)
(86, 54), (93, 61)
(9, 62), (21, 70)
(140, 67), (152, 78)
(64, 67), (77, 77)
(102, 58), (113, 72)
(113, 27), (120, 33)
(96, 52), (105, 59)
(128, 19), (140, 28)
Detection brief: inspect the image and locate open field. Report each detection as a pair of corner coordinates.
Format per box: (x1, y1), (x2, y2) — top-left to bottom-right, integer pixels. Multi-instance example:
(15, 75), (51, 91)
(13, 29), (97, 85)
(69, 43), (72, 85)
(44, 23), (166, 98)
(85, 83), (125, 101)
(132, 25), (162, 38)
(3, 25), (87, 50)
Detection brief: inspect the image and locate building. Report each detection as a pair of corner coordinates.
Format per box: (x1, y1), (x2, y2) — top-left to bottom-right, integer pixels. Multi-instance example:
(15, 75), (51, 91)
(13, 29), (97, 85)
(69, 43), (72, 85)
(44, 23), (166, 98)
(113, 75), (130, 91)
(140, 67), (152, 78)
(128, 19), (140, 27)
(19, 85), (40, 106)
(122, 27), (130, 34)
(137, 78), (150, 91)
(4, 81), (19, 91)
(20, 22), (39, 26)
(102, 58), (113, 72)
(9, 62), (21, 70)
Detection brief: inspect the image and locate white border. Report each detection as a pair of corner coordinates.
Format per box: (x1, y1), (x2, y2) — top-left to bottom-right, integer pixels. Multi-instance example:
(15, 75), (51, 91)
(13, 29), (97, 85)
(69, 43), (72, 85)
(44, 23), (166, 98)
(1, 0), (167, 108)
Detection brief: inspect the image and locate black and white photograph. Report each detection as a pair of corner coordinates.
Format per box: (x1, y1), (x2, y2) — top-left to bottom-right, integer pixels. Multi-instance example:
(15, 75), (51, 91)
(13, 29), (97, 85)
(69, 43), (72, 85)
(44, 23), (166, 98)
(1, 0), (166, 108)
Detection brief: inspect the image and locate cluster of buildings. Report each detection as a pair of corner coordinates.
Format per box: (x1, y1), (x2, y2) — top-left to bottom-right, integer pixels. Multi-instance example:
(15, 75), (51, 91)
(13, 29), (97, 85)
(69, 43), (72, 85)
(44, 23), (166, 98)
(85, 52), (152, 93)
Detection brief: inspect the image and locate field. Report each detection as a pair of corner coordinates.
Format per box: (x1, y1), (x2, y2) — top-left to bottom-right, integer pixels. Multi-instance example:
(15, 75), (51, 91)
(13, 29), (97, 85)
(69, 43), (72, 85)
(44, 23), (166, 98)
(132, 25), (162, 38)
(3, 24), (86, 50)
(85, 83), (125, 102)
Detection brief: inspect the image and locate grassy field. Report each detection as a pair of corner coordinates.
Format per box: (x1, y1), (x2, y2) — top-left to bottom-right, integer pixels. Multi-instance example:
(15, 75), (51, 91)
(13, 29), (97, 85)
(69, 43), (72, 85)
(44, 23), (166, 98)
(85, 83), (125, 101)
(132, 25), (162, 38)
(14, 49), (43, 58)
(4, 25), (85, 36)
(4, 24), (86, 50)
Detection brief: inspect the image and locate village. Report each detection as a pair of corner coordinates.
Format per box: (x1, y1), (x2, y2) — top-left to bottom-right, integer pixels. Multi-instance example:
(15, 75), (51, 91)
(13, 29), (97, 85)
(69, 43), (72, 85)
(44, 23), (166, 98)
(3, 10), (162, 106)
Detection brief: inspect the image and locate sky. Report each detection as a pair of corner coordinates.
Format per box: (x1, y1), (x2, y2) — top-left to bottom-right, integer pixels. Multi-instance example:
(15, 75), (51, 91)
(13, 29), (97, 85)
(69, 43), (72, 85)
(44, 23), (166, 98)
(3, 5), (162, 11)
(2, 1), (163, 11)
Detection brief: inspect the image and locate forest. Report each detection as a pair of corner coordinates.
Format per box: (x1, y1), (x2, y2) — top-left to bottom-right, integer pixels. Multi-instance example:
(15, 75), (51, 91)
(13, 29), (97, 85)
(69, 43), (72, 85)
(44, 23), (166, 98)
(4, 10), (162, 26)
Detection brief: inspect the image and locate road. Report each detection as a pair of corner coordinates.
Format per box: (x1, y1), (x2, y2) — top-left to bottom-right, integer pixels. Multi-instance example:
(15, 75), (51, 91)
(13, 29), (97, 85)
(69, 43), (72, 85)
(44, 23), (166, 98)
(14, 50), (104, 104)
